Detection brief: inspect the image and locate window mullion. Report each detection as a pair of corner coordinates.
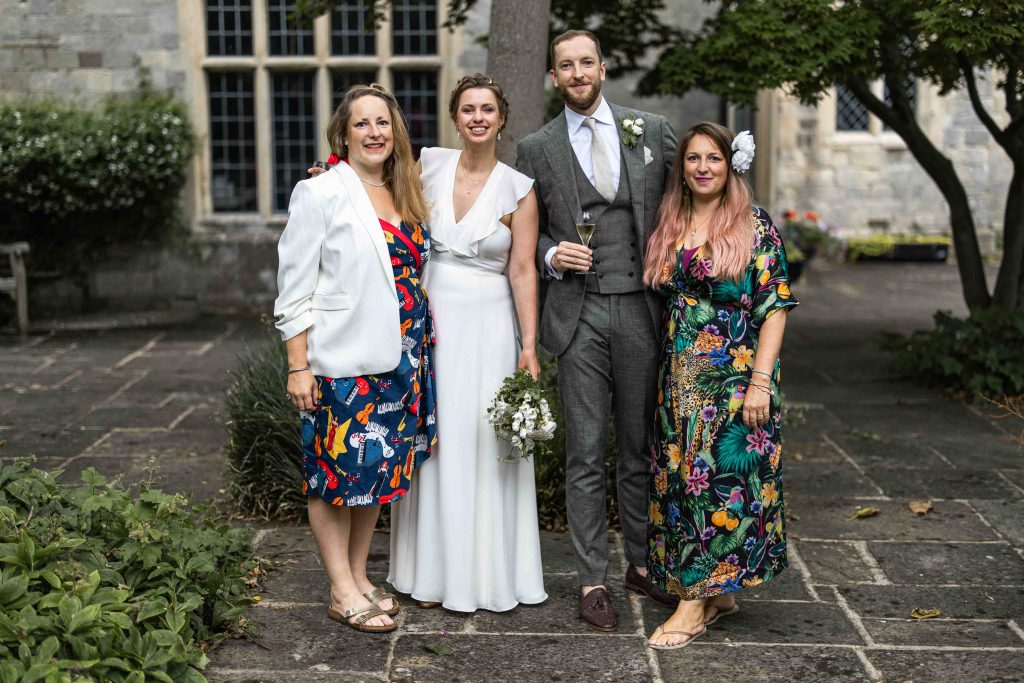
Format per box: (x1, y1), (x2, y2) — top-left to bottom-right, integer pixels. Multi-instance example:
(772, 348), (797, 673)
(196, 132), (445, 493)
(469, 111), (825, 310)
(251, 0), (272, 218)
(378, 3), (393, 90)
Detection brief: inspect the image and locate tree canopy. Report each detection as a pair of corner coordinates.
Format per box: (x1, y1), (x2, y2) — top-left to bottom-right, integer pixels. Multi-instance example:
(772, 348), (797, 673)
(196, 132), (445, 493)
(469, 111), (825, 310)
(640, 0), (1024, 313)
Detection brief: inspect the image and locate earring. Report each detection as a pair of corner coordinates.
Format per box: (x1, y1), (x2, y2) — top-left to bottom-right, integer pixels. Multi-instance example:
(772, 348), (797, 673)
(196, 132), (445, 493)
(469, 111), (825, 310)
(456, 130), (462, 141)
(497, 131), (502, 141)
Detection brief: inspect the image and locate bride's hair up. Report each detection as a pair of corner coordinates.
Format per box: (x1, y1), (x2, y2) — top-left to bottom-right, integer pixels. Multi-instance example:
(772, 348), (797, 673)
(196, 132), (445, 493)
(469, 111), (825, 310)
(643, 121), (755, 287)
(448, 73), (510, 134)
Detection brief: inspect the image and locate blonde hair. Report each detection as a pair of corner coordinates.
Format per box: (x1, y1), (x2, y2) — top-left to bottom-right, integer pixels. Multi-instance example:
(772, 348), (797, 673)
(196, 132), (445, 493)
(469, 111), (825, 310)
(326, 84), (428, 225)
(643, 122), (755, 286)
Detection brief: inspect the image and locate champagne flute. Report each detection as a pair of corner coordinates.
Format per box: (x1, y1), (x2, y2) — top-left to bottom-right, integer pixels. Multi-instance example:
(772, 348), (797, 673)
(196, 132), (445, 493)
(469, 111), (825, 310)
(576, 210), (596, 275)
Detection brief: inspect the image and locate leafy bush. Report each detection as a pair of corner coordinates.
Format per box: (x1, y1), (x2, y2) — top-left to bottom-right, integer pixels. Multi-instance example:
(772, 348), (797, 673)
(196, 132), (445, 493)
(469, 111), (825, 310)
(0, 90), (193, 279)
(0, 459), (261, 683)
(223, 338), (619, 530)
(223, 338), (306, 521)
(779, 210), (841, 261)
(885, 309), (1024, 400)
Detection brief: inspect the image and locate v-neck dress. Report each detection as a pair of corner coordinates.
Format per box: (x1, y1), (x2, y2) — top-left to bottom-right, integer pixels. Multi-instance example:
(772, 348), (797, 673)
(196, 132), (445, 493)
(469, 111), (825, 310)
(389, 146), (548, 612)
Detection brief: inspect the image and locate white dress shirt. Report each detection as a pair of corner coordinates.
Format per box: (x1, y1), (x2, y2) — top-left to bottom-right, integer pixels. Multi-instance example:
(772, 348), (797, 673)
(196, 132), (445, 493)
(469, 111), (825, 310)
(545, 96), (621, 279)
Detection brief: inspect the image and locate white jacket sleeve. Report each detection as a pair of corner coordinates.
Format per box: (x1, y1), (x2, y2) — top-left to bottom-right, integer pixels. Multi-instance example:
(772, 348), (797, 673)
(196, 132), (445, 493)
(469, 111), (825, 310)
(274, 181), (326, 341)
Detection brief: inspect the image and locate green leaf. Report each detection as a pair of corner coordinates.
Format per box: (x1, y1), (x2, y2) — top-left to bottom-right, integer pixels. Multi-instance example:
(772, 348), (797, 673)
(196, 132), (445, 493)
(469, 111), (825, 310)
(0, 572), (29, 606)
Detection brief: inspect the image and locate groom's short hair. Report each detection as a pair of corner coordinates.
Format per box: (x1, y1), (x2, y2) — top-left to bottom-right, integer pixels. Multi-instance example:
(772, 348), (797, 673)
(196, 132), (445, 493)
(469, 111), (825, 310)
(549, 29), (603, 69)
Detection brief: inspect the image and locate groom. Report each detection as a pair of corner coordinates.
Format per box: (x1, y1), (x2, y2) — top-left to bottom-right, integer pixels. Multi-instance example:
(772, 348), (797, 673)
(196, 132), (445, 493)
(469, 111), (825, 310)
(517, 29), (679, 631)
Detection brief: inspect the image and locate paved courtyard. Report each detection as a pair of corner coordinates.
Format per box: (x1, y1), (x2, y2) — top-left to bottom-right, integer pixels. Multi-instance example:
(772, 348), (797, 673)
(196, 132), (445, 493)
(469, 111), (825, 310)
(1, 260), (1022, 682)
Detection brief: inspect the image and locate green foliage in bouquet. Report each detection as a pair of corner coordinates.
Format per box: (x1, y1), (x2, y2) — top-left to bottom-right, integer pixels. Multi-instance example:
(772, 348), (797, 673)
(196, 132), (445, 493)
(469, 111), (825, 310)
(884, 309), (1024, 400)
(0, 89), (194, 278)
(487, 369), (557, 462)
(0, 459), (261, 683)
(223, 337), (306, 521)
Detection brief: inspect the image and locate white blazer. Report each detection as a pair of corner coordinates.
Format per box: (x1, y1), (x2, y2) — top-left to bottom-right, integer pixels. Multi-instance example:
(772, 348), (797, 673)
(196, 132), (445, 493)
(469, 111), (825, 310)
(274, 162), (401, 378)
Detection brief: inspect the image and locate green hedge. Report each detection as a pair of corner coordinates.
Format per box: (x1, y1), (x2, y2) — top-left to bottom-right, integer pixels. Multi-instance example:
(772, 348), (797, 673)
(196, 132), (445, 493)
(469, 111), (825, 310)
(0, 91), (193, 276)
(0, 459), (260, 683)
(885, 309), (1024, 400)
(223, 337), (620, 530)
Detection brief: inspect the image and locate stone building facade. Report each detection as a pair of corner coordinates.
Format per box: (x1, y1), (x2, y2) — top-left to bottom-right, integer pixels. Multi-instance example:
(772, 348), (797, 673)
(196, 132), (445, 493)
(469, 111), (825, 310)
(0, 0), (1007, 315)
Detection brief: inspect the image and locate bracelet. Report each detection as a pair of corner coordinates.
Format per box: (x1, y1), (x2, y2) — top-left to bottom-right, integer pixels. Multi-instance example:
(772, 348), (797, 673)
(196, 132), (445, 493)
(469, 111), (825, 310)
(287, 366), (310, 375)
(752, 369), (772, 379)
(748, 382), (775, 398)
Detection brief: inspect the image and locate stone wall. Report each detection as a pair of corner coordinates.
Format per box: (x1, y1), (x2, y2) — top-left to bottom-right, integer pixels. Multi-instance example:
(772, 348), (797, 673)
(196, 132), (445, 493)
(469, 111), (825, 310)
(0, 0), (186, 102)
(771, 76), (1009, 248)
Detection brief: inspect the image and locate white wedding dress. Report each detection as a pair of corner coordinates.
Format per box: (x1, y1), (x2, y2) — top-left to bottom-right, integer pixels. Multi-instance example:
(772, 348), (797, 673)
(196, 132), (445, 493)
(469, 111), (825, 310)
(388, 147), (548, 612)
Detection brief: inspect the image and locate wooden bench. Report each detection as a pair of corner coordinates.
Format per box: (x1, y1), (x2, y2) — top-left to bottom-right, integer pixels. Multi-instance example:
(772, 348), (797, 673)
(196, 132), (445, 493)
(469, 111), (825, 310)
(0, 242), (30, 336)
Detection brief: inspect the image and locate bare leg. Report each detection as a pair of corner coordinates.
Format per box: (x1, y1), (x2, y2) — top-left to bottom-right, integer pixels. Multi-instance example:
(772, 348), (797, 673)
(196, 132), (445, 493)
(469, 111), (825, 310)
(648, 597), (707, 647)
(348, 505), (396, 612)
(308, 498), (392, 628)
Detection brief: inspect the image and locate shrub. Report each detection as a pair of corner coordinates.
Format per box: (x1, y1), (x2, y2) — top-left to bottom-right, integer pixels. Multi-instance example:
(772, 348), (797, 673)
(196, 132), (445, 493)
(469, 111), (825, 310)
(884, 309), (1024, 400)
(0, 90), (193, 282)
(0, 459), (261, 683)
(846, 234), (952, 262)
(223, 338), (306, 521)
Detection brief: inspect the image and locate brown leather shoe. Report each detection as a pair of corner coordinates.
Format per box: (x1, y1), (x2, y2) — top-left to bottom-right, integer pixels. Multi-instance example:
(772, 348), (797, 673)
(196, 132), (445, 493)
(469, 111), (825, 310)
(624, 565), (680, 608)
(579, 586), (618, 632)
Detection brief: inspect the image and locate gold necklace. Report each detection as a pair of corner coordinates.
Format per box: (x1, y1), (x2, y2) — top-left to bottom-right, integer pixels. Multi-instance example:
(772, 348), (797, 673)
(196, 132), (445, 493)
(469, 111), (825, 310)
(458, 161), (494, 196)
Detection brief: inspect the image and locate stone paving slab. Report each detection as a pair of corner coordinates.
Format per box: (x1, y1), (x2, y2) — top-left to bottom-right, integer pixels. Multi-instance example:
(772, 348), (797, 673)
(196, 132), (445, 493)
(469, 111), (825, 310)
(3, 263), (1024, 682)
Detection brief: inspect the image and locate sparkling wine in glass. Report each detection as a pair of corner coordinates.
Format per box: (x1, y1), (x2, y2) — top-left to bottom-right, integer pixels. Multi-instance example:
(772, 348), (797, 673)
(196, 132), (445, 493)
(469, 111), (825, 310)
(576, 210), (596, 275)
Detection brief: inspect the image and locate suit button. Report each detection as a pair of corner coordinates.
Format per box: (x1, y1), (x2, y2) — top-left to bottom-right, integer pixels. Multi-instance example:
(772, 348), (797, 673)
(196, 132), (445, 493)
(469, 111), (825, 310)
(628, 271), (634, 277)
(595, 259), (601, 264)
(630, 242), (637, 248)
(630, 256), (636, 262)
(598, 273), (604, 279)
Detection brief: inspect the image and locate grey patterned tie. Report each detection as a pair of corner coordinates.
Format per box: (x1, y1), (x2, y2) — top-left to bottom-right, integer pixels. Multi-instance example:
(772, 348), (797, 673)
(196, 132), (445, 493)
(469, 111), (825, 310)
(584, 117), (616, 202)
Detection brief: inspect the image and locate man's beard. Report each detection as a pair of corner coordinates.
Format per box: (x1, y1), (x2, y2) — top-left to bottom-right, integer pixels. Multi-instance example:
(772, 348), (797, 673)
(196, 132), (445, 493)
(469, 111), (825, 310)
(560, 79), (602, 112)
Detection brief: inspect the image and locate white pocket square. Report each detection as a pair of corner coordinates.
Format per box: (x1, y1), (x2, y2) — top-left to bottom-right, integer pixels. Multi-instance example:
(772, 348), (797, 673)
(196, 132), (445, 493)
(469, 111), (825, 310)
(644, 146), (653, 165)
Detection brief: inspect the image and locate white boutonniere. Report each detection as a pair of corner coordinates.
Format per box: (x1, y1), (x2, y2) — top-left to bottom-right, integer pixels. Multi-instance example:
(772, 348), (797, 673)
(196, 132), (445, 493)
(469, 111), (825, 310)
(619, 115), (644, 149)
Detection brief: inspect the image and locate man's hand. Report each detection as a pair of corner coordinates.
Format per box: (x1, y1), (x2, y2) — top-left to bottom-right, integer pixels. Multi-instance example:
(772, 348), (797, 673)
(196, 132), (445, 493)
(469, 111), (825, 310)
(552, 241), (593, 273)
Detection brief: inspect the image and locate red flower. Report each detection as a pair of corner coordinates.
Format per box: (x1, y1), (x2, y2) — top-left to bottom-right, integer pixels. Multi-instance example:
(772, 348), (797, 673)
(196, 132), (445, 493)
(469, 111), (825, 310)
(805, 210), (819, 221)
(327, 152), (340, 165)
(783, 209), (798, 220)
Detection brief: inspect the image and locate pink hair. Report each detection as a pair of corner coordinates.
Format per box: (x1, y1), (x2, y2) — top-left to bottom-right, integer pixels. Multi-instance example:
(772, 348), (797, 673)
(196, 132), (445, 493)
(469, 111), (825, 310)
(643, 122), (755, 287)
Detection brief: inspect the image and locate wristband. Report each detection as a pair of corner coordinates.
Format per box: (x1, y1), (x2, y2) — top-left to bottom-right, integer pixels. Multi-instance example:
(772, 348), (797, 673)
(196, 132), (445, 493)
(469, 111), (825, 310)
(288, 366), (310, 375)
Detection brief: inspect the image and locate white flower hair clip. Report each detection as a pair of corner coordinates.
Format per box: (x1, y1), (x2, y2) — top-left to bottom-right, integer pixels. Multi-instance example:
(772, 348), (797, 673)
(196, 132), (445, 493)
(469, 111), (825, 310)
(731, 130), (755, 174)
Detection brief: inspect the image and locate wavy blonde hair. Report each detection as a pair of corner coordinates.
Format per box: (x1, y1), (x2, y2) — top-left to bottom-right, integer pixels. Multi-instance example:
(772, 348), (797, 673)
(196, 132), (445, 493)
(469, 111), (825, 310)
(643, 122), (755, 286)
(326, 84), (428, 225)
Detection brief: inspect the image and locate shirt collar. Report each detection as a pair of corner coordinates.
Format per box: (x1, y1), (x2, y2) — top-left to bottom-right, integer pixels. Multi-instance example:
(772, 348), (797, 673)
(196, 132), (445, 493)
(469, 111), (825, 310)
(564, 96), (613, 137)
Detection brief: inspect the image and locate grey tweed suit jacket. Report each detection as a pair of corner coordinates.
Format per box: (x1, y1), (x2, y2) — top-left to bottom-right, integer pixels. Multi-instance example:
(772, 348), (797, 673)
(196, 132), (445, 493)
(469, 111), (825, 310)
(516, 103), (678, 356)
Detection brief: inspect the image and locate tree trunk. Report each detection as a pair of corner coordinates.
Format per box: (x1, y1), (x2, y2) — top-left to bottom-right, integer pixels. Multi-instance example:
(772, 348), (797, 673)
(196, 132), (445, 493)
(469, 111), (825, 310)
(847, 79), (992, 313)
(992, 162), (1024, 311)
(485, 0), (551, 165)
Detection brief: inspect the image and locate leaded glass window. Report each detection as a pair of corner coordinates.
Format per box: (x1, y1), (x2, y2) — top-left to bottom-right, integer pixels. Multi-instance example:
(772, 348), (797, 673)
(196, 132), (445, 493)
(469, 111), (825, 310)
(331, 1), (376, 55)
(208, 72), (258, 212)
(206, 0), (253, 56)
(835, 85), (869, 132)
(392, 0), (437, 56)
(267, 0), (314, 56)
(271, 71), (317, 211)
(393, 70), (438, 153)
(332, 70), (380, 111)
(883, 77), (918, 130)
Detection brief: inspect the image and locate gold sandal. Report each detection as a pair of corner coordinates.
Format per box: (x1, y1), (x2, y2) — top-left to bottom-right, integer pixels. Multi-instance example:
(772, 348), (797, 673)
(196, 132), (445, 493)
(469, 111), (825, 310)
(646, 625), (706, 650)
(327, 604), (396, 633)
(363, 587), (400, 617)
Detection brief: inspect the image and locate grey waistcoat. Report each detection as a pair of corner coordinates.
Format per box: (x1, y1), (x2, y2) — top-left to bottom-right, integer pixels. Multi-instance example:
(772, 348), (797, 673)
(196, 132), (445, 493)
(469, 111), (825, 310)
(572, 152), (645, 294)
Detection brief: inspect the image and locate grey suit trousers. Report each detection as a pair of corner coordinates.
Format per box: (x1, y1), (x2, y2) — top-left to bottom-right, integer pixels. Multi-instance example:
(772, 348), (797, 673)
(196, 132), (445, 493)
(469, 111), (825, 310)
(558, 290), (660, 585)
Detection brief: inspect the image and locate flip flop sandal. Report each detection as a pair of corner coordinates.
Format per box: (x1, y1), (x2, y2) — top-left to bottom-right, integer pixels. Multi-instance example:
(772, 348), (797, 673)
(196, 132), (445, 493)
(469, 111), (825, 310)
(363, 587), (400, 617)
(647, 625), (707, 651)
(703, 603), (740, 626)
(328, 604), (396, 633)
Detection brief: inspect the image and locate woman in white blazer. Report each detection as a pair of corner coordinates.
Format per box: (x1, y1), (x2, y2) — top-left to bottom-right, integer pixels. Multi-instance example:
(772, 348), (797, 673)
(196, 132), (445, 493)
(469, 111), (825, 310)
(274, 84), (435, 634)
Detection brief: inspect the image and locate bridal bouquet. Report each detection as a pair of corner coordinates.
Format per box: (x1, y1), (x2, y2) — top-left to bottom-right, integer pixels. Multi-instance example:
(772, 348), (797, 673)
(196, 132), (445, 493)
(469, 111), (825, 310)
(487, 369), (557, 462)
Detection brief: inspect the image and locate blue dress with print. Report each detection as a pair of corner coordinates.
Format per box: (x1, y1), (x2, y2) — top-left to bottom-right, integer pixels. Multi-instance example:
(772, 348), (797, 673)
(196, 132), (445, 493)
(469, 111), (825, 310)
(300, 219), (436, 506)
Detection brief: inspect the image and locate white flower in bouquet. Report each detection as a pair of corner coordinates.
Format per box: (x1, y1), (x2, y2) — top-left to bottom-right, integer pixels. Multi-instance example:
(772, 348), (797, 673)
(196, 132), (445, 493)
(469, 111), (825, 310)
(487, 369), (558, 462)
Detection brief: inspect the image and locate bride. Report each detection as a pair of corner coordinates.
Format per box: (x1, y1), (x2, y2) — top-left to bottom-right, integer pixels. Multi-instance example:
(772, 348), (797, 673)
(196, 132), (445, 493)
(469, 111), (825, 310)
(388, 73), (548, 612)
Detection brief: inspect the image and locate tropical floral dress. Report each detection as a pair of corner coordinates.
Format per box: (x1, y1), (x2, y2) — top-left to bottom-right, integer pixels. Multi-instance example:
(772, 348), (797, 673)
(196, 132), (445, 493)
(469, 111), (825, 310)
(300, 219), (437, 507)
(647, 207), (798, 600)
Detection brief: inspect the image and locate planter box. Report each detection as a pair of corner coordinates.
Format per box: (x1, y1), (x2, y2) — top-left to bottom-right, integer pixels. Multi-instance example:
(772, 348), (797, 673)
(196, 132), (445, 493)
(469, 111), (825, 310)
(855, 243), (949, 262)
